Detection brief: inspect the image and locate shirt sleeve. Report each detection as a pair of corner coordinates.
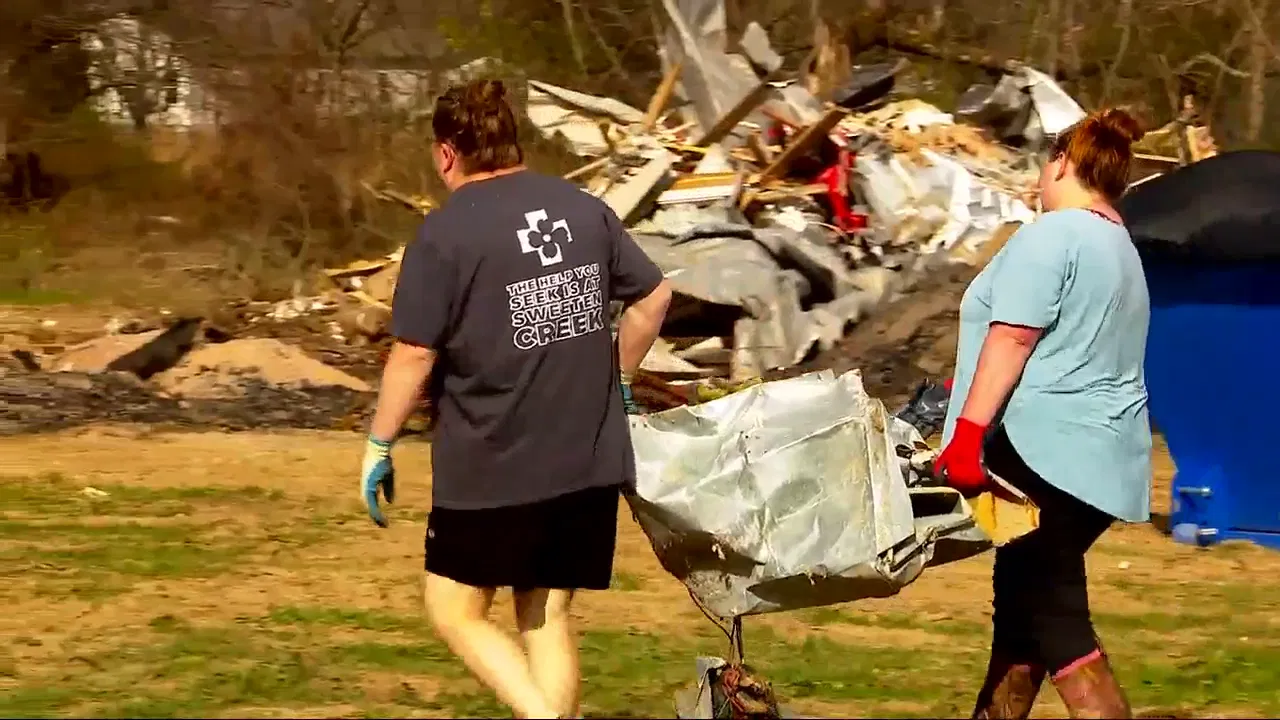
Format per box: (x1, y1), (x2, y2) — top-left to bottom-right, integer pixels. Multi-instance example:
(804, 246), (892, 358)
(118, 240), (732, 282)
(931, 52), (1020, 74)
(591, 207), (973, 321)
(605, 206), (664, 303)
(987, 218), (1073, 329)
(389, 222), (455, 349)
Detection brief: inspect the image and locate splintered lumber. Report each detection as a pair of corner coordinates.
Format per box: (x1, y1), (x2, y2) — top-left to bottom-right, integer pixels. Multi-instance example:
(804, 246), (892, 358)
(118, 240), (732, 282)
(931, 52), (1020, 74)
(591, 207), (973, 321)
(656, 172), (744, 205)
(324, 259), (391, 279)
(642, 62), (683, 132)
(351, 289), (392, 311)
(667, 172), (740, 189)
(748, 183), (827, 203)
(757, 106), (850, 183)
(602, 151), (675, 224)
(692, 71), (782, 147)
(361, 181), (435, 215)
(564, 156), (611, 181)
(746, 131), (773, 165)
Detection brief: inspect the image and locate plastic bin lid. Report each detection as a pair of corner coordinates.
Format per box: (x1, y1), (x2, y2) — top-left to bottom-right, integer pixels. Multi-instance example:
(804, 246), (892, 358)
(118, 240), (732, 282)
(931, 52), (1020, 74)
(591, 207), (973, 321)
(1118, 150), (1280, 263)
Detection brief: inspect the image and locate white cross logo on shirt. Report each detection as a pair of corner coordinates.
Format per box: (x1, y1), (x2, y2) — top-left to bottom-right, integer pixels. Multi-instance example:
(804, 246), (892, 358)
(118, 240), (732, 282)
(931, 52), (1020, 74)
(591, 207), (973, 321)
(516, 209), (575, 267)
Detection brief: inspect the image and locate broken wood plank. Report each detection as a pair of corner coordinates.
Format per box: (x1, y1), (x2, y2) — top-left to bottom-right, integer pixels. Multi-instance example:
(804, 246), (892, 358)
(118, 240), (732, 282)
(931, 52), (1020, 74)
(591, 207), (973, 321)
(349, 289), (391, 311)
(668, 172), (740, 190)
(642, 62), (682, 133)
(660, 142), (710, 155)
(669, 121), (698, 136)
(1186, 125), (1206, 162)
(1132, 152), (1180, 163)
(361, 181), (435, 215)
(691, 70), (782, 147)
(324, 259), (391, 279)
(564, 156), (611, 181)
(588, 173), (615, 197)
(757, 106), (850, 183)
(746, 131), (772, 165)
(656, 171), (747, 206)
(602, 151), (675, 224)
(746, 183), (827, 204)
(972, 222), (1021, 268)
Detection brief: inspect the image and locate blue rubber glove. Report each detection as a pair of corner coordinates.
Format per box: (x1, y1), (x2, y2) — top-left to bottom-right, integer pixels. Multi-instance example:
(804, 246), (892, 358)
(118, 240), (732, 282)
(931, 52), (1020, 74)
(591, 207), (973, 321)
(361, 435), (396, 527)
(620, 380), (641, 415)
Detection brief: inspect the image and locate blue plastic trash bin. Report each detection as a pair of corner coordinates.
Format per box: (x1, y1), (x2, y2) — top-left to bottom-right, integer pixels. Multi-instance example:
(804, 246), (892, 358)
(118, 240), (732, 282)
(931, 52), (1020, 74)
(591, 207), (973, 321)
(1119, 150), (1280, 549)
(1144, 261), (1280, 549)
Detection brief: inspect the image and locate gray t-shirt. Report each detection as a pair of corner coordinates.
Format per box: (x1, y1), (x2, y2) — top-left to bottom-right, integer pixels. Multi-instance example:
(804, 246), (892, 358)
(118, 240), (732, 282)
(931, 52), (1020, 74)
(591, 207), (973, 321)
(389, 170), (665, 510)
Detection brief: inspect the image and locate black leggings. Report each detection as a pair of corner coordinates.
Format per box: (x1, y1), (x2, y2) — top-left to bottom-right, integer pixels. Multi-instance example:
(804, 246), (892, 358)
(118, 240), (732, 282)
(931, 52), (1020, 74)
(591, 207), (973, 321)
(985, 426), (1115, 675)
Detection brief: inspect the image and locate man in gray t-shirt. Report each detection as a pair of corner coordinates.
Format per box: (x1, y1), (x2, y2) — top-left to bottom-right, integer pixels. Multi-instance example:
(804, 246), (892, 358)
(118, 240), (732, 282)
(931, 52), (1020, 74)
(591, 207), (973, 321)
(358, 77), (671, 720)
(390, 169), (666, 513)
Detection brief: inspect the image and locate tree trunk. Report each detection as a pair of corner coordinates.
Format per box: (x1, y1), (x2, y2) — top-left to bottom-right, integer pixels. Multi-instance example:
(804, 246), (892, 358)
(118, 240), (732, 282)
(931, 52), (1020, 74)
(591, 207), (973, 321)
(1245, 0), (1269, 142)
(560, 0), (588, 77)
(1045, 0), (1062, 76)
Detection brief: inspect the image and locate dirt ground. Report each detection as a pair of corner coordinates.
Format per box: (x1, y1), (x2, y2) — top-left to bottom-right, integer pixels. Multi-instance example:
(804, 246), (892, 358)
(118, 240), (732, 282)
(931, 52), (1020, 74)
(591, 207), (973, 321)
(2, 427), (1279, 718)
(3, 251), (1280, 717)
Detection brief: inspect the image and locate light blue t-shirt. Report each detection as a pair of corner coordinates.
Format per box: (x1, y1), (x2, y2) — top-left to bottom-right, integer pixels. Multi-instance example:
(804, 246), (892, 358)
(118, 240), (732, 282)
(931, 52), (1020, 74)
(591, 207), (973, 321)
(942, 208), (1152, 522)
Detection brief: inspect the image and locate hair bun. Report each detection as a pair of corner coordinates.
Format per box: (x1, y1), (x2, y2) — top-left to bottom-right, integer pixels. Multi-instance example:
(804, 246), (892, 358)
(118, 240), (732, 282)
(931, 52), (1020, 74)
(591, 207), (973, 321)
(466, 79), (506, 108)
(1095, 108), (1144, 145)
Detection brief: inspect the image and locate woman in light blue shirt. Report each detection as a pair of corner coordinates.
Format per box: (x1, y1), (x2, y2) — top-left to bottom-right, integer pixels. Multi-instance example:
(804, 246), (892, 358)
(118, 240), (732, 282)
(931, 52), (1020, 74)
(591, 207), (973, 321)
(933, 108), (1152, 719)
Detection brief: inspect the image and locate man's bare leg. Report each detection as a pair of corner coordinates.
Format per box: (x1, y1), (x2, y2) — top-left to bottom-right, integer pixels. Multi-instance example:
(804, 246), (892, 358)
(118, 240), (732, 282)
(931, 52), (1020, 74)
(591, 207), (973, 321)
(517, 586), (583, 712)
(424, 572), (559, 718)
(515, 588), (580, 718)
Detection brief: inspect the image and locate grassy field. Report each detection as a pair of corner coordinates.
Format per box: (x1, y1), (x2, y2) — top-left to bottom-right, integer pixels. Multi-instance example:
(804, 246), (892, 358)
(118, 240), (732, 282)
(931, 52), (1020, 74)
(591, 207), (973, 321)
(0, 429), (1278, 718)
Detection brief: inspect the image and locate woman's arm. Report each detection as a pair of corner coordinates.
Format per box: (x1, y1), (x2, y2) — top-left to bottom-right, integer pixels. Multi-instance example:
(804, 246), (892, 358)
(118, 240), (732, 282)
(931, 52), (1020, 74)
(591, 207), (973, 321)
(957, 215), (1076, 426)
(956, 323), (1043, 426)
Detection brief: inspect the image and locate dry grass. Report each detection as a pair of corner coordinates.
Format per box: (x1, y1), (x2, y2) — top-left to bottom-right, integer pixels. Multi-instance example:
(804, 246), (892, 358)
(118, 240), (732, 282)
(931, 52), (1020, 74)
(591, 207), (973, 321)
(0, 428), (1278, 718)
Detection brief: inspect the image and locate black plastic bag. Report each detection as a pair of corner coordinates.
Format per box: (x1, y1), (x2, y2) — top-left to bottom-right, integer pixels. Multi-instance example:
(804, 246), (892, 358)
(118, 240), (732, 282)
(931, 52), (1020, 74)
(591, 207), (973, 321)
(894, 379), (951, 440)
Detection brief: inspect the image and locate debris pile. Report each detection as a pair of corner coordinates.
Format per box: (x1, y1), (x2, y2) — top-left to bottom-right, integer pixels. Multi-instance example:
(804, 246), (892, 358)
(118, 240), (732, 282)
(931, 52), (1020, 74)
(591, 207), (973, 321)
(153, 338), (371, 399)
(0, 364), (373, 435)
(514, 1), (1051, 384)
(0, 0), (1221, 435)
(0, 317), (382, 434)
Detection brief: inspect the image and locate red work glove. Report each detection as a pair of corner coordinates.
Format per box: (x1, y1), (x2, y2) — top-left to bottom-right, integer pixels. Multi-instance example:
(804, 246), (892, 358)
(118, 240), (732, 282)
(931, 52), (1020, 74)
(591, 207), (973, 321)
(934, 418), (990, 496)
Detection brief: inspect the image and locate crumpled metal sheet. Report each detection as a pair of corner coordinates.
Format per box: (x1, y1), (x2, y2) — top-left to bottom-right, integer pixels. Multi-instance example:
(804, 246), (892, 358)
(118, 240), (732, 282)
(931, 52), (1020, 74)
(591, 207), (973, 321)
(525, 79), (645, 156)
(1020, 66), (1086, 136)
(955, 73), (1036, 142)
(527, 79), (645, 125)
(955, 66), (1085, 146)
(660, 0), (765, 140)
(830, 60), (907, 111)
(627, 369), (995, 619)
(739, 21), (782, 74)
(632, 228), (819, 378)
(632, 228), (789, 308)
(660, 3), (829, 146)
(729, 271), (818, 380)
(630, 207), (894, 378)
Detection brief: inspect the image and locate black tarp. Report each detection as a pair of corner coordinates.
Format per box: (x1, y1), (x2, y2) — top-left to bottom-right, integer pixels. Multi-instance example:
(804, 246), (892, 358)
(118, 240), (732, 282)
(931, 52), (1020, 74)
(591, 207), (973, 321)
(1117, 150), (1280, 263)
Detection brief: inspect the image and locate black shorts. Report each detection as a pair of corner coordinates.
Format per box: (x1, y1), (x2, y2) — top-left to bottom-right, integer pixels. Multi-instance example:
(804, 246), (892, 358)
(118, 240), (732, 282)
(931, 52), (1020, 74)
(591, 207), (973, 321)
(985, 427), (1115, 674)
(424, 484), (621, 591)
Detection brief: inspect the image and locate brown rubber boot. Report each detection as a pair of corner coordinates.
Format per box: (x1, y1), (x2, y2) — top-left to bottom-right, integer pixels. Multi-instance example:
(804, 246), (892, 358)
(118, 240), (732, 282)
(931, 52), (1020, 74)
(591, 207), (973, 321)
(971, 654), (1046, 719)
(1051, 650), (1133, 719)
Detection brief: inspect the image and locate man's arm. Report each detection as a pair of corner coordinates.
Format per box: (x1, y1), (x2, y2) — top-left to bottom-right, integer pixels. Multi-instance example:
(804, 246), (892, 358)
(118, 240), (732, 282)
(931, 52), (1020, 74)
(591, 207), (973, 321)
(604, 207), (671, 380)
(372, 223), (455, 441)
(369, 342), (437, 442)
(618, 279), (672, 379)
